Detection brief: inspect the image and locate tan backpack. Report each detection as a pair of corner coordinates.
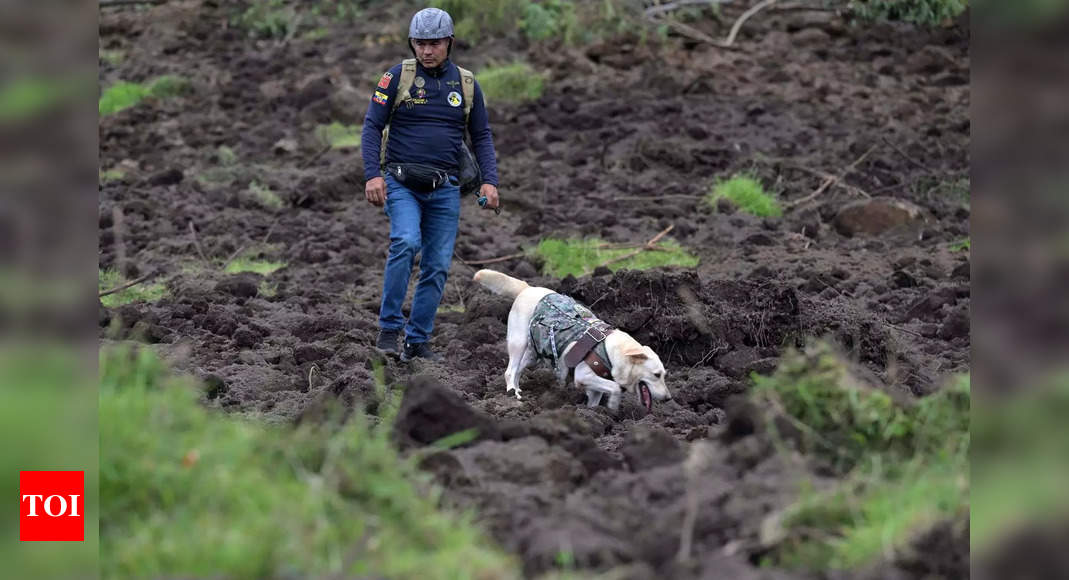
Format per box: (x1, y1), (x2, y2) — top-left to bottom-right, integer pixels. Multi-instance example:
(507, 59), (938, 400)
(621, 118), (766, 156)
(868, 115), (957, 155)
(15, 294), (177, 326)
(379, 58), (476, 166)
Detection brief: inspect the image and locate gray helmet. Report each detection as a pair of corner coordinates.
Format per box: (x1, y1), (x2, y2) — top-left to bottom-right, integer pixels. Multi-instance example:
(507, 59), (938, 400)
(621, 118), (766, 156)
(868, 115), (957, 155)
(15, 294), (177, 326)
(409, 7), (454, 39)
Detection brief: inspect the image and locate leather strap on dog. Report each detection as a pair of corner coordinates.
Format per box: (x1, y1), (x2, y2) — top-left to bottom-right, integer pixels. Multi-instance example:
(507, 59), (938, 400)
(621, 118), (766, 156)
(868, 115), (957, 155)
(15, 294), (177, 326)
(563, 321), (614, 380)
(582, 350), (613, 381)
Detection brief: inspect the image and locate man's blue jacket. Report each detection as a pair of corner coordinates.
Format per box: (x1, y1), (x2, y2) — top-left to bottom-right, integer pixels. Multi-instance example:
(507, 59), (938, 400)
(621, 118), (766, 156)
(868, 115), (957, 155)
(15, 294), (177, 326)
(361, 59), (499, 187)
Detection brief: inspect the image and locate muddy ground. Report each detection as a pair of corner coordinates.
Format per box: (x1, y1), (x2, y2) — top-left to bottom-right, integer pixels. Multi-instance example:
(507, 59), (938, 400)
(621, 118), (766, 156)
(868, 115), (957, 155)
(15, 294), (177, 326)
(99, 1), (969, 578)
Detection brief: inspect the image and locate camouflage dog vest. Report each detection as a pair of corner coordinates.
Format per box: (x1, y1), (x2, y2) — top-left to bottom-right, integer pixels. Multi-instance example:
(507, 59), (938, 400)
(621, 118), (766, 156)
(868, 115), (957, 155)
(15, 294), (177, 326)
(529, 293), (611, 374)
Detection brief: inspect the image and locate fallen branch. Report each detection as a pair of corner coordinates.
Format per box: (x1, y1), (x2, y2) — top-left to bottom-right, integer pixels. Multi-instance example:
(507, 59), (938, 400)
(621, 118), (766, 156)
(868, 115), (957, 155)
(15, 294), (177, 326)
(724, 0), (778, 47)
(661, 20), (744, 51)
(99, 270), (157, 298)
(596, 224), (675, 270)
(784, 144), (877, 209)
(457, 252), (526, 266)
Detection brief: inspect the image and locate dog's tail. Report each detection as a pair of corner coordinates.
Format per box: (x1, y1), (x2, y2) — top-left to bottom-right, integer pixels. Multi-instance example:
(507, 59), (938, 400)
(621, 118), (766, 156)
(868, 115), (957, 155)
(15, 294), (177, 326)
(473, 269), (529, 299)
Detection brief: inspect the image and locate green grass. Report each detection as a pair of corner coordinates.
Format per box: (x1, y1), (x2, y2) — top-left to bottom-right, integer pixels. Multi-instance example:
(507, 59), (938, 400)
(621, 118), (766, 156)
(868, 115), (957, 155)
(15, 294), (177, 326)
(432, 0), (529, 44)
(520, 0), (579, 43)
(707, 174), (782, 218)
(849, 0), (968, 26)
(99, 269), (169, 307)
(100, 49), (125, 66)
(775, 457), (967, 570)
(225, 256), (287, 275)
(534, 237), (699, 278)
(949, 238), (970, 252)
(248, 181), (285, 211)
(315, 122), (362, 149)
(100, 345), (519, 579)
(258, 280), (278, 298)
(99, 168), (126, 184)
(477, 62), (544, 106)
(216, 145), (239, 166)
(752, 344), (970, 570)
(99, 75), (191, 116)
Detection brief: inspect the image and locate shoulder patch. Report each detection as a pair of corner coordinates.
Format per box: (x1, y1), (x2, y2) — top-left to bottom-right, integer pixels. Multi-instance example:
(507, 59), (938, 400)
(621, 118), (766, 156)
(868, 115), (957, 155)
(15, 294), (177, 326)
(377, 72), (393, 89)
(372, 91), (388, 105)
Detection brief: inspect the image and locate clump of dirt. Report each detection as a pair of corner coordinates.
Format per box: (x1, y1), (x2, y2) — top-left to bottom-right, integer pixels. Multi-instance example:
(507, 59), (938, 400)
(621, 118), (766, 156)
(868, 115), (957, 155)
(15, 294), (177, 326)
(100, 2), (968, 578)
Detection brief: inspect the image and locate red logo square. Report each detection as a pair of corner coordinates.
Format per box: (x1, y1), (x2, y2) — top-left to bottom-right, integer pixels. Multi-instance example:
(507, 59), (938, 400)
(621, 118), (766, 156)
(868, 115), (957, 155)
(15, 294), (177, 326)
(20, 471), (84, 542)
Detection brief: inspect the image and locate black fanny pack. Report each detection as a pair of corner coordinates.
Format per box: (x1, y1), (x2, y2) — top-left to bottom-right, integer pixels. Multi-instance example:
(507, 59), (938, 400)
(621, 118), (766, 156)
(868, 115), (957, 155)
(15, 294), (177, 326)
(457, 140), (482, 196)
(384, 163), (451, 193)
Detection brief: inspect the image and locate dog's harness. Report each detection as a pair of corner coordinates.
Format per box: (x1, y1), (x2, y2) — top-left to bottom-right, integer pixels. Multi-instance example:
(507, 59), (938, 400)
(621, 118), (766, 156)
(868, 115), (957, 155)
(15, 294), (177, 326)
(529, 294), (615, 381)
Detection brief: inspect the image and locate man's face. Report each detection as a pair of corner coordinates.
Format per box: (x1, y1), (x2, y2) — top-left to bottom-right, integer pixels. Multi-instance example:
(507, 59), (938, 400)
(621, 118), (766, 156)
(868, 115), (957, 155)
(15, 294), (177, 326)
(412, 38), (449, 69)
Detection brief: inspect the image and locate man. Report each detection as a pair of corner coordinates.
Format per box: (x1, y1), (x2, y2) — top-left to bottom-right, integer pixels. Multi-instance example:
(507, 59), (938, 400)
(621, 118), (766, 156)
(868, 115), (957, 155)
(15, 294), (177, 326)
(361, 7), (500, 361)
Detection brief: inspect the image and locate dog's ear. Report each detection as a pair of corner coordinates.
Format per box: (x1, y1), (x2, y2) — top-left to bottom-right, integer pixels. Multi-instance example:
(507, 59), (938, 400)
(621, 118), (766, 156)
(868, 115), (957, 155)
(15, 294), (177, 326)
(623, 344), (649, 360)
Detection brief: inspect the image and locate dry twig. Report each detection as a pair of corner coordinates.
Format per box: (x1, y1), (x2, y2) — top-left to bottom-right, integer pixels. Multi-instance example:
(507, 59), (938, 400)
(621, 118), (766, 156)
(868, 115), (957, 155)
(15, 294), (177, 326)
(784, 144), (877, 209)
(596, 224), (675, 270)
(99, 270), (157, 298)
(881, 136), (934, 173)
(456, 252), (526, 266)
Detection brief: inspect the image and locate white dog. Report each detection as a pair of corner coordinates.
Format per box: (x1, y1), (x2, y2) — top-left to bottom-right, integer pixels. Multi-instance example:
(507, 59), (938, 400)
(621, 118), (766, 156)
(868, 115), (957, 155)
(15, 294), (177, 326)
(473, 269), (672, 412)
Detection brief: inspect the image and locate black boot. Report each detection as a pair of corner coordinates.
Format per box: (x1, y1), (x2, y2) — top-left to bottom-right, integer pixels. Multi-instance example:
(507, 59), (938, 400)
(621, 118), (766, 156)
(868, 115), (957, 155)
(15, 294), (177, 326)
(401, 340), (440, 362)
(376, 328), (401, 355)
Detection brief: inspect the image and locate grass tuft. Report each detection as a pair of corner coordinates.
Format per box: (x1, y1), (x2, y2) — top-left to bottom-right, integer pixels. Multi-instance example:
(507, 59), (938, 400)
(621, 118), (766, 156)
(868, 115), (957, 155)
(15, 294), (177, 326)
(477, 62), (544, 106)
(100, 345), (518, 578)
(99, 168), (126, 184)
(99, 269), (168, 307)
(248, 181), (285, 211)
(707, 174), (782, 218)
(99, 75), (191, 116)
(534, 237), (698, 278)
(225, 256), (287, 276)
(315, 122), (362, 149)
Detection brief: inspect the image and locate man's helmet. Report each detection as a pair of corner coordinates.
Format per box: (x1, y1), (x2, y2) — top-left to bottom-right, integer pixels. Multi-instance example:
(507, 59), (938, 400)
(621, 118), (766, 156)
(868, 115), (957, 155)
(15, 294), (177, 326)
(409, 7), (454, 40)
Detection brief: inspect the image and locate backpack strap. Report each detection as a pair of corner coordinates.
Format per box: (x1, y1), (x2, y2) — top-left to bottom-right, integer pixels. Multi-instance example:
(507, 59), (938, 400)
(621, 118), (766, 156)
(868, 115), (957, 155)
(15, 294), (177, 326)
(380, 59), (418, 167)
(457, 65), (475, 127)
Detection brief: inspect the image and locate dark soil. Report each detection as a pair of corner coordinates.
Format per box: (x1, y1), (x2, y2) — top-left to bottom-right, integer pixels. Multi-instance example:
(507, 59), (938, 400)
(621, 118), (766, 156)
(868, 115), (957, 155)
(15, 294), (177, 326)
(100, 2), (969, 578)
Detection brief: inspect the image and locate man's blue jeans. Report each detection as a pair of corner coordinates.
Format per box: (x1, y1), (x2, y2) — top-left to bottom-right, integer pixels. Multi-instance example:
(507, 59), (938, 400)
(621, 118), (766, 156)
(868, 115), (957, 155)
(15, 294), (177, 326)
(379, 174), (460, 344)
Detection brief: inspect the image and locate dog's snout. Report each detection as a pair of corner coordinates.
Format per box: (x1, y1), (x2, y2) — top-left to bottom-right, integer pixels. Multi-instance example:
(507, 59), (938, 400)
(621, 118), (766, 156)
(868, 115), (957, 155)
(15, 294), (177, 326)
(664, 393), (672, 402)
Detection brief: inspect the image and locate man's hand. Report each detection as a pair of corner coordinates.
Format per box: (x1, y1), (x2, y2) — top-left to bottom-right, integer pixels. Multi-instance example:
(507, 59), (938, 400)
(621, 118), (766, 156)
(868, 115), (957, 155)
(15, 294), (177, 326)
(480, 183), (499, 209)
(365, 176), (387, 207)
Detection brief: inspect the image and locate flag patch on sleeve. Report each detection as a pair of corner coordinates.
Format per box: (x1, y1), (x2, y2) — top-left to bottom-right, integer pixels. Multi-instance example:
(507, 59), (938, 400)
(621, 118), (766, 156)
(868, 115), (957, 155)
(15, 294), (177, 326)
(373, 91), (388, 105)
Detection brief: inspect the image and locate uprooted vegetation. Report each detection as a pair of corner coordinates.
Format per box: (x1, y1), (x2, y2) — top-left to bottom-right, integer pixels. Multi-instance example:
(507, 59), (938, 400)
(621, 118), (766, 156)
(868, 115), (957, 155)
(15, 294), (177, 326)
(743, 344), (969, 570)
(99, 345), (519, 579)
